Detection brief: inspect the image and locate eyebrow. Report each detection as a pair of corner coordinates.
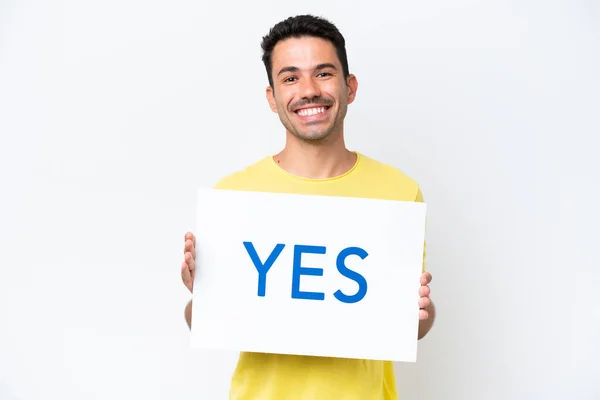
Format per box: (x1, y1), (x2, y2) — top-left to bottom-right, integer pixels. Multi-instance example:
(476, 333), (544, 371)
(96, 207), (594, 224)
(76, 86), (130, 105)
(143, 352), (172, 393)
(277, 63), (338, 76)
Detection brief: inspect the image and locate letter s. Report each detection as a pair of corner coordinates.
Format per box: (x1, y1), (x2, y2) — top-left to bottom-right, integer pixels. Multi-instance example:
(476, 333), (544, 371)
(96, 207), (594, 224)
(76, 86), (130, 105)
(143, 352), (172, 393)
(334, 246), (368, 304)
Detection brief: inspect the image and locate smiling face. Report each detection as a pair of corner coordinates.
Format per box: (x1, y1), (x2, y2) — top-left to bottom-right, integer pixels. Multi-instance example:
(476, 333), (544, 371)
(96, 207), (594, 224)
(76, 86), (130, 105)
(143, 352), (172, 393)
(266, 36), (358, 142)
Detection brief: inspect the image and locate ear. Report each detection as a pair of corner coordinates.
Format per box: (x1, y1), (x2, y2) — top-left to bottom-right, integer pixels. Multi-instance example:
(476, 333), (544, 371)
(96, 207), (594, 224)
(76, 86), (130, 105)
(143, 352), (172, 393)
(346, 74), (358, 105)
(266, 85), (278, 113)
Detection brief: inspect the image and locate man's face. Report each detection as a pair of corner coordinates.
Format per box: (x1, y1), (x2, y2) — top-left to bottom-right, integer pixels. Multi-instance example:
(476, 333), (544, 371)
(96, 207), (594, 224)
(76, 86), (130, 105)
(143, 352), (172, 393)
(266, 36), (357, 142)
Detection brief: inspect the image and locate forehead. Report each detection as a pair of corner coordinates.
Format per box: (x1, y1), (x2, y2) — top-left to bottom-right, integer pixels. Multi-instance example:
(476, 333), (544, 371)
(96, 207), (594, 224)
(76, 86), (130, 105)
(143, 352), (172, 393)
(271, 36), (340, 70)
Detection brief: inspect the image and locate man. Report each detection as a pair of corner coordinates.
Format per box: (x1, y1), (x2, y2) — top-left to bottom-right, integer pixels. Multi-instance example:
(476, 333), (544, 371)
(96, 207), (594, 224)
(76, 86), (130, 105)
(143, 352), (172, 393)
(180, 14), (435, 400)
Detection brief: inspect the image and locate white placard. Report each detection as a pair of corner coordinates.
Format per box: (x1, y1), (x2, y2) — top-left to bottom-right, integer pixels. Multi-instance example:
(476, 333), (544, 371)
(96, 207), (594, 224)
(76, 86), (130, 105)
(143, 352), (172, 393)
(191, 188), (427, 362)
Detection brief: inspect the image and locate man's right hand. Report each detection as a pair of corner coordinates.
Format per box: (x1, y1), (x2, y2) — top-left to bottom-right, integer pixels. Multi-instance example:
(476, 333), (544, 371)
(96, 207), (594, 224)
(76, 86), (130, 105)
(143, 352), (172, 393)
(181, 232), (196, 293)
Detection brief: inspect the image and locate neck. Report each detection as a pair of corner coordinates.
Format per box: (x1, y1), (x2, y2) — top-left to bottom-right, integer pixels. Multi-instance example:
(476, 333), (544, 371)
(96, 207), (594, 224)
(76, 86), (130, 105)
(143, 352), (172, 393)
(273, 130), (357, 179)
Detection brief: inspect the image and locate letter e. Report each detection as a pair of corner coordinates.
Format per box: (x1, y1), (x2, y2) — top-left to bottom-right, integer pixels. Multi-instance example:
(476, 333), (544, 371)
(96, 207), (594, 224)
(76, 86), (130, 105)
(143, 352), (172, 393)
(292, 245), (326, 301)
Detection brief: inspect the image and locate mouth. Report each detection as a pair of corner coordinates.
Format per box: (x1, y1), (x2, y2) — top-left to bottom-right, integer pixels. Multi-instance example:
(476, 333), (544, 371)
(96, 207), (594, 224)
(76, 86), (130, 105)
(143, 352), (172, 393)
(294, 105), (331, 121)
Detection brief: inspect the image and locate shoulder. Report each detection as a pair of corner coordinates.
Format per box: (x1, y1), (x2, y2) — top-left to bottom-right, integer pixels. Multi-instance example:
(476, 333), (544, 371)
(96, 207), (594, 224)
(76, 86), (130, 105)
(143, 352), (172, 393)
(212, 156), (272, 190)
(357, 153), (424, 202)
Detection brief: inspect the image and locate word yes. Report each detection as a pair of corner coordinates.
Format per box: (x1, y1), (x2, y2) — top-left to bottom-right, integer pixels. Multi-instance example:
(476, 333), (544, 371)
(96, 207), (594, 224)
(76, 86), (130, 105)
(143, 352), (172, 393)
(243, 242), (369, 304)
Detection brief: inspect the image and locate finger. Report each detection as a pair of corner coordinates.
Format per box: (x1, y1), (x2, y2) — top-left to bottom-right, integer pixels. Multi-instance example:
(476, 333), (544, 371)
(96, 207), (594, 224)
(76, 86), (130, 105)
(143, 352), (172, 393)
(182, 262), (194, 292)
(419, 285), (430, 297)
(184, 239), (196, 258)
(420, 272), (432, 285)
(184, 232), (195, 250)
(181, 261), (192, 284)
(185, 251), (195, 271)
(419, 309), (429, 321)
(419, 297), (431, 309)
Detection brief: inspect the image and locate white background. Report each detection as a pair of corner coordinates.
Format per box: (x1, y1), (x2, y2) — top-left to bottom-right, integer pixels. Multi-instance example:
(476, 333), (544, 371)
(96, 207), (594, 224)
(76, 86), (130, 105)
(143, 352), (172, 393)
(0, 0), (598, 399)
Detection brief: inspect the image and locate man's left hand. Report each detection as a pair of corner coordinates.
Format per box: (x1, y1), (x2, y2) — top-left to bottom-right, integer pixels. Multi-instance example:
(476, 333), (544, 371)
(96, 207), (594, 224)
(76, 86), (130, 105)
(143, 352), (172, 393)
(419, 272), (432, 320)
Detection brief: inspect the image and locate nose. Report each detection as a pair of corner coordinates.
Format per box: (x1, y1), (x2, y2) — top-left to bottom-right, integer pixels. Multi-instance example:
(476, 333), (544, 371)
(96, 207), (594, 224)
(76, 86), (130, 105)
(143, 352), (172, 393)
(299, 76), (321, 99)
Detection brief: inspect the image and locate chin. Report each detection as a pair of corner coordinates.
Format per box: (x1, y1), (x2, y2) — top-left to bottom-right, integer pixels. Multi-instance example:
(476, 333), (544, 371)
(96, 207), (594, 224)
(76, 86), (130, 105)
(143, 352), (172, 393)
(295, 130), (334, 142)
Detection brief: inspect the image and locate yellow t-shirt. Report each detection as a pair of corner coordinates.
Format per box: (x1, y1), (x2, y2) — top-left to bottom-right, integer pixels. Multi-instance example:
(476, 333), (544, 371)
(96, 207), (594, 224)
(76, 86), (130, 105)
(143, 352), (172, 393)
(213, 152), (426, 400)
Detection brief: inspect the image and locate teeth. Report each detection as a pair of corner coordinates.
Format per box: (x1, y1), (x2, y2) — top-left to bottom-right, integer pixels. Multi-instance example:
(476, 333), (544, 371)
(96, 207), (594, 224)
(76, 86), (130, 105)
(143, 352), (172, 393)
(297, 107), (326, 117)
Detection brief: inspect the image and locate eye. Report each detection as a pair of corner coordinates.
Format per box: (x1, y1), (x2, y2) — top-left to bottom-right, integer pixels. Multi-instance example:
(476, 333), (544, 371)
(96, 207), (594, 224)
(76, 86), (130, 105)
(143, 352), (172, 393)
(317, 72), (332, 77)
(283, 76), (297, 83)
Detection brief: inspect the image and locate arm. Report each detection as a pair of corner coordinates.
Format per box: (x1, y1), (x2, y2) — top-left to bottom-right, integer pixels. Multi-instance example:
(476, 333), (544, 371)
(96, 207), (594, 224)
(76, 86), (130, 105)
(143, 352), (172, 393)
(415, 187), (435, 340)
(184, 299), (193, 330)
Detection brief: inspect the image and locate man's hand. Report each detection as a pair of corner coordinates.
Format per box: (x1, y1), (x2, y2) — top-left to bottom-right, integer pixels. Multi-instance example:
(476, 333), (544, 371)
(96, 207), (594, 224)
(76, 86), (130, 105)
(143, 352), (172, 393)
(181, 232), (196, 293)
(417, 271), (435, 339)
(419, 272), (432, 321)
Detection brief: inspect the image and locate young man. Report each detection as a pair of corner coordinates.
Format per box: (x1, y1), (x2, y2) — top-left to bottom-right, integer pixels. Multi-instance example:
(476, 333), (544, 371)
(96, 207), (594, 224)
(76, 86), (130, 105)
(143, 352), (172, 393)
(180, 14), (435, 400)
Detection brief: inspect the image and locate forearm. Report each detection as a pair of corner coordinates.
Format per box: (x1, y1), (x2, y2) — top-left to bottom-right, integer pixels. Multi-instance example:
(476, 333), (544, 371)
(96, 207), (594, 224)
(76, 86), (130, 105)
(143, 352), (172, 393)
(184, 299), (193, 329)
(418, 300), (435, 340)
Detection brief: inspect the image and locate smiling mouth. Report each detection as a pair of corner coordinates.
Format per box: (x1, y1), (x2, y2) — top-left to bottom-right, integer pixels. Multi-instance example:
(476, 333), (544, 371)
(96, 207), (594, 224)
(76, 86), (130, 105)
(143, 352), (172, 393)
(295, 106), (331, 117)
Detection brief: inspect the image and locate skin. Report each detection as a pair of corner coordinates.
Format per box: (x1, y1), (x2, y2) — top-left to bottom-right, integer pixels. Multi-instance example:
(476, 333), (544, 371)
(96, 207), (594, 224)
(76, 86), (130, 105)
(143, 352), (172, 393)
(266, 37), (358, 179)
(181, 36), (435, 339)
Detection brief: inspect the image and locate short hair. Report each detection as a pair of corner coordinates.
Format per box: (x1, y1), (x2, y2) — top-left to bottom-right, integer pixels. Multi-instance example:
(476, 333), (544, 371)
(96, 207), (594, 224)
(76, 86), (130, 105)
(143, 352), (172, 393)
(260, 14), (350, 87)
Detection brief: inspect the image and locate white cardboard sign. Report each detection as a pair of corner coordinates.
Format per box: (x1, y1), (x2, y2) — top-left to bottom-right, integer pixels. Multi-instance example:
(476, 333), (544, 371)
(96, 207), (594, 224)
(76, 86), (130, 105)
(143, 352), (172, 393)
(191, 188), (427, 362)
